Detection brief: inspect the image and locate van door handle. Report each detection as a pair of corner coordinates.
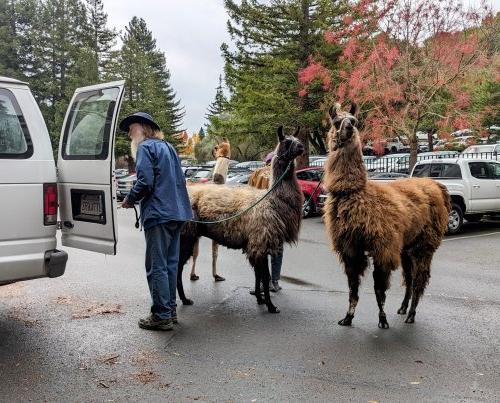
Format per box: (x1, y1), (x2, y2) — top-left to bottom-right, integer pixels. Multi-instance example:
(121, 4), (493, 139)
(63, 221), (74, 229)
(473, 185), (480, 189)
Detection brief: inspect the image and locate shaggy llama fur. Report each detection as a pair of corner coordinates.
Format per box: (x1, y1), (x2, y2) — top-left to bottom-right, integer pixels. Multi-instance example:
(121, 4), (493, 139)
(190, 139), (231, 282)
(323, 103), (450, 328)
(177, 127), (304, 313)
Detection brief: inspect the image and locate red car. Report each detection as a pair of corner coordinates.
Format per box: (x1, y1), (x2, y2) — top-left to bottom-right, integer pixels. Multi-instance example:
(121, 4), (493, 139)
(296, 167), (324, 217)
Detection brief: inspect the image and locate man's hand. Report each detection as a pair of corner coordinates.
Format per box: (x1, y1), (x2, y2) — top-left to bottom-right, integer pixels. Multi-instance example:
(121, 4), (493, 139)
(121, 198), (134, 209)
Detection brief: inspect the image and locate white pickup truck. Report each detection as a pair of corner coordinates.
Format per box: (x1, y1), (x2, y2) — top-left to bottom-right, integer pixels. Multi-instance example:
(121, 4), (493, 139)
(411, 158), (500, 234)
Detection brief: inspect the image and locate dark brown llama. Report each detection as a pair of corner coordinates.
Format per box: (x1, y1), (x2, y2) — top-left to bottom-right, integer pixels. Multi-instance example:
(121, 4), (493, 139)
(323, 103), (450, 328)
(177, 127), (304, 313)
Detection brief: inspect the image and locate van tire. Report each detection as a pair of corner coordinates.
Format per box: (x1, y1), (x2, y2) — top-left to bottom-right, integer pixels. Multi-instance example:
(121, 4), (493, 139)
(448, 203), (463, 235)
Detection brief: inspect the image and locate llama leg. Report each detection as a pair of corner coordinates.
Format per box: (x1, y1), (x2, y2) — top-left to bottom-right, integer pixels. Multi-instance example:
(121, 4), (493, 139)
(212, 242), (225, 281)
(190, 239), (200, 281)
(338, 253), (367, 326)
(373, 265), (391, 329)
(260, 257), (279, 313)
(398, 251), (413, 315)
(177, 235), (197, 305)
(405, 253), (433, 324)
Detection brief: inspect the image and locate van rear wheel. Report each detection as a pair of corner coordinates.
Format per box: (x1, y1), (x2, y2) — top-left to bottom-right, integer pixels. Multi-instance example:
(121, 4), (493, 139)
(448, 203), (463, 234)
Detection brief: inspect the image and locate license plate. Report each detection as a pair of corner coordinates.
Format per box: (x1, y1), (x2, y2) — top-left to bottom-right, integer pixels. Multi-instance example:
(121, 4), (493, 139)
(80, 195), (102, 216)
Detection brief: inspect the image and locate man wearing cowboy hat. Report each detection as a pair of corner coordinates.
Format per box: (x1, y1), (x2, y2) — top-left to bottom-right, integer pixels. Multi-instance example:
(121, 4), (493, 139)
(120, 112), (192, 331)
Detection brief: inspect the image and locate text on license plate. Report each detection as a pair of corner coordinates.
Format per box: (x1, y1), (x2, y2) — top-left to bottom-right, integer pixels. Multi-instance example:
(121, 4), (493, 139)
(80, 195), (102, 216)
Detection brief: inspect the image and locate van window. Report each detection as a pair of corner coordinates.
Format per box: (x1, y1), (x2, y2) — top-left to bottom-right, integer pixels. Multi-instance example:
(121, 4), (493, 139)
(61, 87), (119, 160)
(0, 89), (33, 159)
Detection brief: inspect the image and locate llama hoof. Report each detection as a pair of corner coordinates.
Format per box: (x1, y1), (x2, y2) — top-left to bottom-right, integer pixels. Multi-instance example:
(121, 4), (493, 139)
(405, 313), (416, 323)
(338, 313), (354, 326)
(190, 274), (199, 281)
(378, 315), (390, 329)
(267, 305), (280, 313)
(182, 298), (194, 306)
(213, 275), (225, 282)
(397, 306), (407, 315)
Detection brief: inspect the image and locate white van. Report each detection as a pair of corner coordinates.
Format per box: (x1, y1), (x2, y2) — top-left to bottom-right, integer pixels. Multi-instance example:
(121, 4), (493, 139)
(0, 76), (125, 285)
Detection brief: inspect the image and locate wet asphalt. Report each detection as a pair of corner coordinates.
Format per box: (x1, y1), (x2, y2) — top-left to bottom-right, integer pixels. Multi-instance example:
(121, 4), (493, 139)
(1, 210), (500, 402)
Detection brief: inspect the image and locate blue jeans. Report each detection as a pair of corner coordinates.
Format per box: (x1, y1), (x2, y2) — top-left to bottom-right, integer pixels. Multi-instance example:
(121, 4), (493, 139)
(144, 221), (183, 320)
(270, 246), (283, 282)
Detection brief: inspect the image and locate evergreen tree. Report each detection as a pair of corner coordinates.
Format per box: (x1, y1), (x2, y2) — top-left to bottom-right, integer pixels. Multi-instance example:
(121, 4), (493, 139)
(106, 17), (185, 164)
(198, 126), (205, 139)
(222, 0), (347, 165)
(85, 0), (117, 80)
(205, 75), (227, 119)
(0, 0), (20, 78)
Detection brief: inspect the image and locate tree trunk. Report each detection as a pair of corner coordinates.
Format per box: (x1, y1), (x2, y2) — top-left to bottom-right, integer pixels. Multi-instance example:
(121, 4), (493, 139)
(296, 127), (310, 169)
(428, 129), (436, 152)
(409, 133), (418, 172)
(126, 155), (136, 173)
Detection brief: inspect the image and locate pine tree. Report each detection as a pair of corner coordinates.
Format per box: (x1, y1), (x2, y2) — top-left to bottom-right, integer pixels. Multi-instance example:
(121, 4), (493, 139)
(0, 0), (20, 78)
(198, 126), (205, 139)
(85, 0), (116, 80)
(106, 17), (185, 162)
(205, 75), (227, 120)
(222, 0), (347, 165)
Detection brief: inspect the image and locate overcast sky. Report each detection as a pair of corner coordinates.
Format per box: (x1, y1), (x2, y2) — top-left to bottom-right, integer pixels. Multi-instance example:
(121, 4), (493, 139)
(103, 0), (499, 134)
(104, 0), (230, 134)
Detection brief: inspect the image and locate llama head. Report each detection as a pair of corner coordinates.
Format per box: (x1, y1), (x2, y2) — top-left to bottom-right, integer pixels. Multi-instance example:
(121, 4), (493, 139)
(212, 137), (231, 159)
(327, 102), (360, 152)
(274, 126), (304, 164)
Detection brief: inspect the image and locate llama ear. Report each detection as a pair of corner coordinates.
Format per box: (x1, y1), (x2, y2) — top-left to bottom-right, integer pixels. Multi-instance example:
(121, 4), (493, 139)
(277, 126), (285, 142)
(293, 126), (300, 137)
(349, 102), (359, 117)
(222, 137), (229, 143)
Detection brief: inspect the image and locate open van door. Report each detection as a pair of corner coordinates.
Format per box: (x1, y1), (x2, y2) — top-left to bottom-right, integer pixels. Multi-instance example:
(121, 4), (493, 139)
(57, 81), (125, 255)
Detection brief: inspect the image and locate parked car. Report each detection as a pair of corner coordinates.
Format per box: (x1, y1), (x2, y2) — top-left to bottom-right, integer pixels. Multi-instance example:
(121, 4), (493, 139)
(411, 158), (500, 234)
(369, 153), (410, 173)
(0, 76), (125, 285)
(309, 157), (327, 167)
(186, 169), (213, 183)
(296, 167), (324, 217)
(116, 173), (137, 201)
(205, 159), (239, 167)
(461, 144), (500, 161)
(233, 160), (265, 170)
(226, 172), (252, 186)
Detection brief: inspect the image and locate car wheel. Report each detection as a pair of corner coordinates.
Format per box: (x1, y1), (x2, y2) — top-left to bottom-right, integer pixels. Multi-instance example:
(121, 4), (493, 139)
(302, 194), (314, 218)
(448, 203), (463, 234)
(465, 213), (483, 223)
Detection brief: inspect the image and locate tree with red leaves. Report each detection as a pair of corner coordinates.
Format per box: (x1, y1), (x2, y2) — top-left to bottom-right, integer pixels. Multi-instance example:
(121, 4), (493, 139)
(303, 0), (497, 168)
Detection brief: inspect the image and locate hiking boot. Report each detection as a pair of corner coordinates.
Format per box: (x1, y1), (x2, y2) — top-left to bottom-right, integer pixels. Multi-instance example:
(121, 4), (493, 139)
(138, 315), (173, 331)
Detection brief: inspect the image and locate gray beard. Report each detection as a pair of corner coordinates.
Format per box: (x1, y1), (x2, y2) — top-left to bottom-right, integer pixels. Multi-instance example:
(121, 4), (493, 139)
(130, 135), (145, 161)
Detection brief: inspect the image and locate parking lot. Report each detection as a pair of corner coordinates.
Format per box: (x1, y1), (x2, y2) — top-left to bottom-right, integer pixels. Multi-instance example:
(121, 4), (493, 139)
(1, 211), (500, 402)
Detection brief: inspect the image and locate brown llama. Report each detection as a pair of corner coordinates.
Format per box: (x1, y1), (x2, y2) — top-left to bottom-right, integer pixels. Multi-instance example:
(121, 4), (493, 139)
(177, 127), (304, 313)
(323, 103), (450, 328)
(190, 138), (231, 282)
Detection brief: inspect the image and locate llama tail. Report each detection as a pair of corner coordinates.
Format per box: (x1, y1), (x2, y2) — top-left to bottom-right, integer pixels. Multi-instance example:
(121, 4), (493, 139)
(437, 183), (451, 213)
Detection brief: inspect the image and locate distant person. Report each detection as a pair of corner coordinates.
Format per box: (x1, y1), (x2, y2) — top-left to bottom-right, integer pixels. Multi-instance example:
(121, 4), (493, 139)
(120, 112), (192, 331)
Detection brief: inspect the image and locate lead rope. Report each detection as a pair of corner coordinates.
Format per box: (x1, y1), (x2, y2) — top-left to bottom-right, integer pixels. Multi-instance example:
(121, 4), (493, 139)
(131, 161), (293, 228)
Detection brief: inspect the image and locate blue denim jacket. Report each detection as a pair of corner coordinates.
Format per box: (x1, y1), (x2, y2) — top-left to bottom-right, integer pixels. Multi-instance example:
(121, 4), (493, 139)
(125, 139), (193, 230)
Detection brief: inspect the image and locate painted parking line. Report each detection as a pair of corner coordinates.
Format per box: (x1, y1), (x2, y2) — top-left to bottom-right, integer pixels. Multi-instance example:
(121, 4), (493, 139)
(444, 231), (500, 242)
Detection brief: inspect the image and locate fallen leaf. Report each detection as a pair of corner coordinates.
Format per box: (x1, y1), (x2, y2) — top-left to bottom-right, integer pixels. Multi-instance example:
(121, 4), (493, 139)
(98, 381), (109, 388)
(415, 360), (423, 364)
(410, 381), (420, 385)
